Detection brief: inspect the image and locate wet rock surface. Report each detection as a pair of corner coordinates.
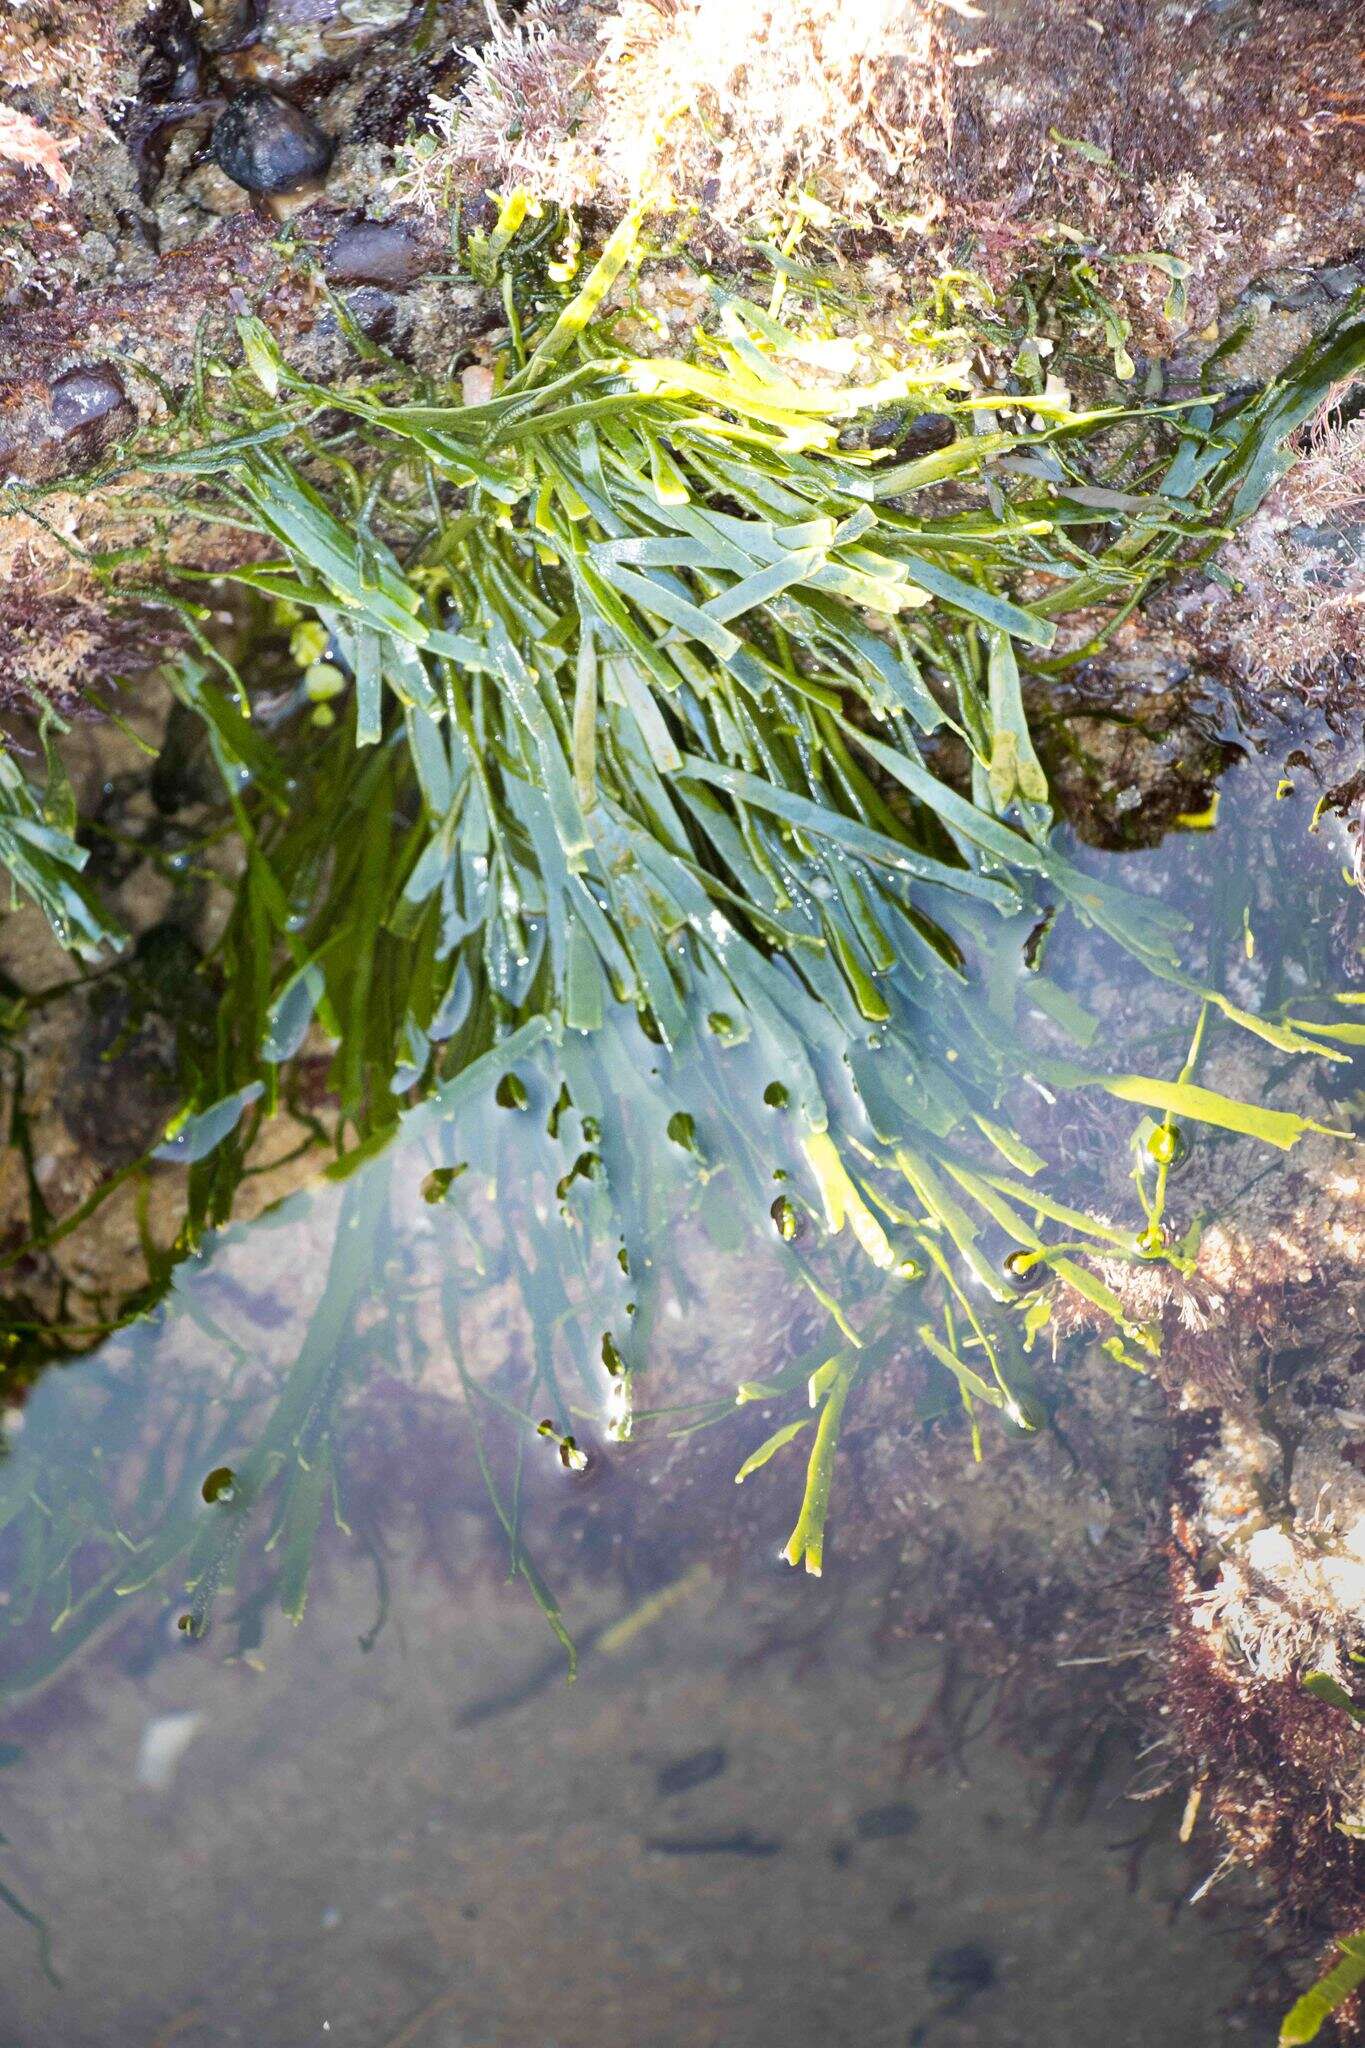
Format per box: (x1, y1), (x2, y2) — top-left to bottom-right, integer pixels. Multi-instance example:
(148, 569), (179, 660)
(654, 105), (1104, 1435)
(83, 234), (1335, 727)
(0, 0), (1360, 538)
(1028, 639), (1241, 853)
(196, 0), (262, 57)
(324, 216), (428, 288)
(0, 365), (133, 483)
(49, 365), (129, 440)
(210, 85), (334, 192)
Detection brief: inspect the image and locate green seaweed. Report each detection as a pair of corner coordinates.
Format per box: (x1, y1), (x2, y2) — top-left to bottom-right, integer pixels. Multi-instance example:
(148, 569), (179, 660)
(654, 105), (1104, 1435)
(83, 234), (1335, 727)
(0, 211), (1360, 1631)
(1280, 1933), (1365, 2046)
(1303, 1672), (1365, 1729)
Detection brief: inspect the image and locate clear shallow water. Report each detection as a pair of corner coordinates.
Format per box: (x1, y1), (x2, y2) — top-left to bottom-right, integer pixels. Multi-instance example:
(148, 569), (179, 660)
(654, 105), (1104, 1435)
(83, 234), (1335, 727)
(0, 697), (1358, 2045)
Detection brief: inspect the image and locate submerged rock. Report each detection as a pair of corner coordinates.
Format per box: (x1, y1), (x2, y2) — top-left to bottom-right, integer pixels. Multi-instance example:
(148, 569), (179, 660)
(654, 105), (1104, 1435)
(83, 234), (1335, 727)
(656, 1747), (727, 1797)
(927, 1942), (998, 2003)
(211, 88), (333, 194)
(853, 1801), (920, 1841)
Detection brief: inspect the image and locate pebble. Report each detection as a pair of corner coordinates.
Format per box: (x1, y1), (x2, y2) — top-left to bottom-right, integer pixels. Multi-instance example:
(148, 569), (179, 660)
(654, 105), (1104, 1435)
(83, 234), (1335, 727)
(1318, 263), (1365, 302)
(854, 1800), (920, 1841)
(49, 365), (128, 439)
(656, 1747), (727, 1797)
(211, 88), (334, 194)
(340, 286), (397, 341)
(76, 231), (118, 277)
(133, 1711), (203, 1793)
(181, 161), (255, 219)
(927, 1940), (997, 2002)
(894, 412), (957, 460)
(197, 0), (261, 55)
(325, 220), (425, 289)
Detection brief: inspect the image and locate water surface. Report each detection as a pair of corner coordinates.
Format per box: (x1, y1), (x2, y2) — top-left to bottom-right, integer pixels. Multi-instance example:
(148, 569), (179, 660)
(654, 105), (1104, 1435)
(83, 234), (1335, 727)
(0, 692), (1357, 2045)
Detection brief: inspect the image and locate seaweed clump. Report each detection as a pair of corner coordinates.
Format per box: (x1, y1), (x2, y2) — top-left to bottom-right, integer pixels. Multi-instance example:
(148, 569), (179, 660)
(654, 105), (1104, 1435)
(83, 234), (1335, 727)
(1, 203), (1360, 1524)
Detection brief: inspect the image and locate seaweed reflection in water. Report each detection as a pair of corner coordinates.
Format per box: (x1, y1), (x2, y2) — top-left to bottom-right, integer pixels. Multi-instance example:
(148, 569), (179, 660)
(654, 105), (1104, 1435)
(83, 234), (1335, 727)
(1, 698), (1359, 1706)
(0, 1004), (841, 1700)
(0, 699), (1359, 2026)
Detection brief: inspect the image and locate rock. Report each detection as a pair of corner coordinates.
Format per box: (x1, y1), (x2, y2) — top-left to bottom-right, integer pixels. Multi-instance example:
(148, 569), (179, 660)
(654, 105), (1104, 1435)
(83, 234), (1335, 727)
(655, 1747), (726, 1797)
(324, 220), (426, 290)
(341, 286), (396, 340)
(140, 17), (205, 102)
(49, 365), (128, 441)
(180, 160), (255, 219)
(76, 232), (118, 278)
(1317, 263), (1365, 302)
(0, 364), (141, 478)
(133, 1710), (203, 1793)
(865, 410), (906, 451)
(926, 1942), (997, 2003)
(1263, 273), (1323, 313)
(210, 88), (333, 195)
(197, 0), (262, 56)
(854, 1801), (920, 1841)
(894, 413), (957, 460)
(860, 410), (957, 459)
(849, 409), (959, 459)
